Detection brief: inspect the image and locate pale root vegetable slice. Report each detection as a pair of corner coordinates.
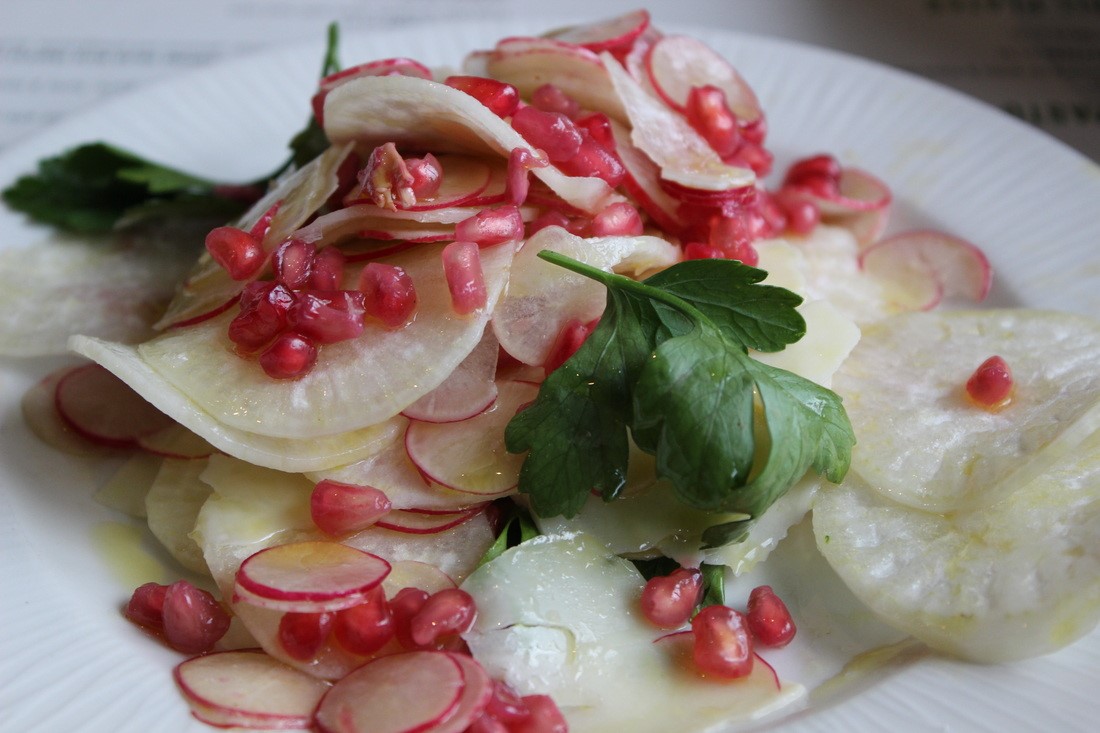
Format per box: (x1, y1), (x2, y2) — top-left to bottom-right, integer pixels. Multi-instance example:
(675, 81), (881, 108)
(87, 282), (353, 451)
(235, 540), (392, 613)
(492, 226), (679, 366)
(402, 328), (499, 423)
(95, 452), (162, 517)
(610, 120), (685, 234)
(0, 230), (196, 357)
(484, 37), (626, 121)
(859, 230), (992, 311)
(461, 533), (804, 729)
(813, 437), (1100, 663)
(55, 363), (175, 447)
(643, 34), (762, 123)
(174, 650), (331, 730)
(309, 438), (482, 513)
(137, 422), (217, 459)
(544, 9), (651, 54)
(155, 144), (355, 329)
(375, 506), (487, 535)
(404, 380), (538, 496)
(146, 457), (213, 575)
(21, 367), (107, 456)
(323, 74), (622, 214)
(833, 310), (1100, 513)
(381, 560), (457, 596)
(602, 52), (754, 193)
(751, 299), (861, 389)
(69, 336), (405, 473)
(132, 242), (514, 439)
(314, 651), (466, 733)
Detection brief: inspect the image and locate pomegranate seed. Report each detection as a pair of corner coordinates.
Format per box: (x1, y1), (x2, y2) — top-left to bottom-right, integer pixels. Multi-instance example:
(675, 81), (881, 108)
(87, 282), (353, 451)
(641, 567), (704, 629)
(512, 695), (568, 733)
(228, 282), (295, 354)
(556, 132), (626, 187)
(468, 713), (511, 733)
(485, 680), (531, 724)
(409, 588), (477, 647)
(205, 226), (265, 281)
(507, 148), (547, 206)
(273, 238), (316, 289)
(361, 142), (415, 209)
(390, 586), (430, 649)
(289, 290), (366, 345)
(248, 200), (282, 241)
(746, 585), (796, 647)
(691, 605), (754, 679)
(444, 75), (520, 118)
(586, 201), (644, 237)
(574, 112), (614, 148)
(405, 153), (444, 199)
(966, 355), (1014, 408)
(161, 580), (231, 654)
(358, 262), (418, 329)
(511, 107), (583, 163)
(527, 209), (574, 236)
(741, 116), (768, 146)
(683, 242), (724, 260)
(333, 587), (395, 656)
(784, 154), (841, 185)
(544, 318), (599, 373)
(772, 190), (819, 235)
(442, 241), (487, 315)
(726, 141), (773, 177)
(309, 247), (346, 291)
(685, 85), (741, 158)
(531, 83), (580, 118)
(757, 192), (789, 237)
(455, 205), (525, 246)
(278, 611), (334, 661)
(310, 479), (392, 535)
(259, 332), (317, 379)
(125, 582), (168, 630)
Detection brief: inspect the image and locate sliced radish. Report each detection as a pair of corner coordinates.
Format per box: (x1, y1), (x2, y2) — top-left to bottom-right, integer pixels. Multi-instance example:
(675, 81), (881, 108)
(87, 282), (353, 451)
(402, 328), (500, 423)
(831, 204), (892, 249)
(602, 53), (753, 194)
(21, 367), (109, 456)
(405, 380), (538, 496)
(382, 560), (458, 597)
(314, 651), (466, 733)
(345, 155), (493, 212)
(432, 653), (495, 733)
(859, 230), (992, 310)
(137, 423), (217, 459)
(544, 9), (651, 55)
(644, 35), (763, 123)
(235, 541), (391, 613)
(791, 167), (891, 216)
(610, 121), (685, 235)
(375, 506), (487, 535)
(55, 363), (175, 448)
(174, 650), (330, 730)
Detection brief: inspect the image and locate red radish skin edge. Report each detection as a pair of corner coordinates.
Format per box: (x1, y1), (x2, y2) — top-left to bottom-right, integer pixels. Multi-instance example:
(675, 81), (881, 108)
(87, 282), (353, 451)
(54, 364), (175, 448)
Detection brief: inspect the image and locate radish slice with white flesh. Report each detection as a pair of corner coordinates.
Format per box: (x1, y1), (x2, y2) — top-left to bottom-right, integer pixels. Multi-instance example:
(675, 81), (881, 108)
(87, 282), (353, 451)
(432, 653), (494, 733)
(382, 560), (457, 596)
(21, 367), (109, 455)
(174, 650), (331, 730)
(831, 203), (891, 249)
(794, 167), (892, 216)
(644, 34), (763, 124)
(492, 226), (679, 366)
(309, 438), (483, 513)
(485, 38), (627, 122)
(375, 506), (487, 535)
(602, 52), (754, 194)
(323, 74), (622, 214)
(118, 241), (513, 440)
(544, 9), (651, 55)
(145, 457), (213, 575)
(235, 540), (391, 613)
(345, 155), (492, 211)
(72, 335), (407, 473)
(55, 363), (175, 448)
(402, 328), (499, 423)
(314, 651), (466, 733)
(859, 230), (991, 310)
(610, 120), (685, 235)
(405, 380), (538, 496)
(155, 143), (355, 330)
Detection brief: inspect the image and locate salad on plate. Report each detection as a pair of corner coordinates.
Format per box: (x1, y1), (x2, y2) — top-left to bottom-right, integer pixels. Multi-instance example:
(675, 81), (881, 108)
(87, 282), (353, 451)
(2, 9), (1098, 733)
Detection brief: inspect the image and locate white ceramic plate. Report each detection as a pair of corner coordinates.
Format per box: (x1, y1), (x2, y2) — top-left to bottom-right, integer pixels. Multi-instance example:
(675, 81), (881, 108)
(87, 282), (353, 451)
(0, 18), (1097, 733)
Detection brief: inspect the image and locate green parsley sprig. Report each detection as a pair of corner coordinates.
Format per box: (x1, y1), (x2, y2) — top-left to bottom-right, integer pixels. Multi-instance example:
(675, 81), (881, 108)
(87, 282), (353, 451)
(505, 251), (855, 543)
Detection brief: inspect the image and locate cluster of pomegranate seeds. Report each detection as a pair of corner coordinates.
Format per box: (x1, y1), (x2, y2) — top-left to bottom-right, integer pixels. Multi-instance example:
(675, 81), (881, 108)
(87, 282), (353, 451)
(333, 586), (396, 655)
(966, 355), (1015, 409)
(310, 479), (393, 536)
(586, 201), (644, 237)
(685, 85), (741, 158)
(640, 567), (704, 629)
(125, 580), (231, 654)
(409, 588), (479, 647)
(445, 75), (521, 118)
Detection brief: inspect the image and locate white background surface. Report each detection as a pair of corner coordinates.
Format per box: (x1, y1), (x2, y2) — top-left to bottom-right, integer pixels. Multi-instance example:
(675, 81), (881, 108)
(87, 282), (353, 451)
(2, 0), (1099, 161)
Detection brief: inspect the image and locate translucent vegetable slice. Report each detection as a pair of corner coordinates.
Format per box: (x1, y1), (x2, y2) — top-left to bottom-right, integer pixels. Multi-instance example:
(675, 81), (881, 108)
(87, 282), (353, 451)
(322, 74), (621, 214)
(131, 242), (513, 439)
(145, 457), (213, 575)
(813, 436), (1100, 663)
(833, 309), (1100, 513)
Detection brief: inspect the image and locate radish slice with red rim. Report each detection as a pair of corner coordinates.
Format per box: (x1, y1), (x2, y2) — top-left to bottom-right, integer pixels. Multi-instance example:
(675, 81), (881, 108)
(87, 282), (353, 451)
(405, 380), (539, 496)
(859, 230), (992, 310)
(382, 560), (457, 596)
(432, 653), (495, 733)
(345, 155), (493, 212)
(175, 650), (331, 730)
(21, 367), (110, 456)
(375, 506), (488, 535)
(790, 167), (892, 216)
(610, 121), (685, 235)
(644, 34), (763, 124)
(402, 328), (500, 423)
(314, 651), (466, 733)
(544, 9), (651, 55)
(235, 541), (391, 613)
(55, 363), (175, 448)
